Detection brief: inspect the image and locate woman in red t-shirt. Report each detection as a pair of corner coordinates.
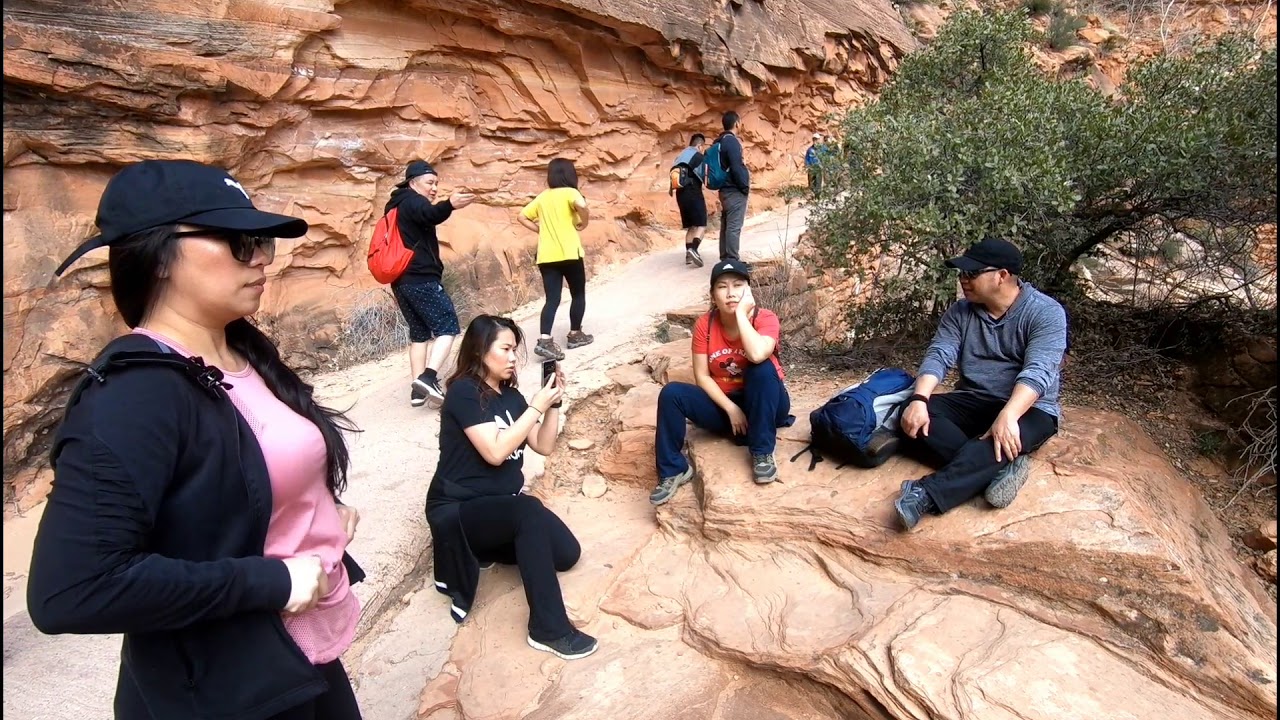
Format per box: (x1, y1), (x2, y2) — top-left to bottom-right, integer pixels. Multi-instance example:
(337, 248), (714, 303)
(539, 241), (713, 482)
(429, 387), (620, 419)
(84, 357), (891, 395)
(650, 259), (794, 505)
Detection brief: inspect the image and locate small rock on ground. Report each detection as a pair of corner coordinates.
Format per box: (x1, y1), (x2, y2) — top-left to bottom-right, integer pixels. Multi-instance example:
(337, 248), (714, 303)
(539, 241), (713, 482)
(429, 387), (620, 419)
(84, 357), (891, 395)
(581, 475), (608, 499)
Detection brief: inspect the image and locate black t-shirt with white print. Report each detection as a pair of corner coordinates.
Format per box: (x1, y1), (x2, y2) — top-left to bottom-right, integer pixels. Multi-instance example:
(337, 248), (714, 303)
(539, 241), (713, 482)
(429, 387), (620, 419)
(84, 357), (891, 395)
(428, 376), (530, 507)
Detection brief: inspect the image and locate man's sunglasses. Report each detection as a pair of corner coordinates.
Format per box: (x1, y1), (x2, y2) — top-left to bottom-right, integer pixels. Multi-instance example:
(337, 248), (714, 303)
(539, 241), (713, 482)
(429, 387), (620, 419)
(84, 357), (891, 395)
(174, 230), (276, 263)
(957, 267), (1001, 281)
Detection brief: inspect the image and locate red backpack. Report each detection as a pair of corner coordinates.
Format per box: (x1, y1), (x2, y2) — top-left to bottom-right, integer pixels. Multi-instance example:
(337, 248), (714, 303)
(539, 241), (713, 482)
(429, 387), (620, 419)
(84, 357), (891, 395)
(366, 208), (413, 284)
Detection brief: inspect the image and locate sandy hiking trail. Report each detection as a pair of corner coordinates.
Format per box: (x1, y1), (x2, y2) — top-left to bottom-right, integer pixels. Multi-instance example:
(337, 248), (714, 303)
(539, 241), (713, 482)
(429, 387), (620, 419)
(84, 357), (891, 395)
(2, 205), (808, 720)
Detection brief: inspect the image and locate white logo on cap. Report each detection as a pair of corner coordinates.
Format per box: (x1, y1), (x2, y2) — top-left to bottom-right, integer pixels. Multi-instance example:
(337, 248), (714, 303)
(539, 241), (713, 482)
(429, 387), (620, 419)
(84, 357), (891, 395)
(721, 263), (733, 270)
(224, 178), (250, 199)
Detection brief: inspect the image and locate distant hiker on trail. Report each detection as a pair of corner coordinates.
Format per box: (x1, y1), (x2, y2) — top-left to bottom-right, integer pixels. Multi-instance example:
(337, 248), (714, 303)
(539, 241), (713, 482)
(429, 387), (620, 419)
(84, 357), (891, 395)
(519, 158), (594, 361)
(805, 133), (824, 195)
(670, 133), (708, 268)
(704, 111), (751, 262)
(386, 160), (477, 408)
(650, 259), (794, 505)
(892, 237), (1068, 532)
(33, 160), (366, 719)
(426, 314), (599, 661)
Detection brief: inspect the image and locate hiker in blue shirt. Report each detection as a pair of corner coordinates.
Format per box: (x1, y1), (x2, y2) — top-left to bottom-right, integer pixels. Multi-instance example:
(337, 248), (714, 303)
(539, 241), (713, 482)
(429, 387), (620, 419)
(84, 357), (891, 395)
(892, 237), (1068, 531)
(670, 133), (708, 268)
(804, 133), (824, 195)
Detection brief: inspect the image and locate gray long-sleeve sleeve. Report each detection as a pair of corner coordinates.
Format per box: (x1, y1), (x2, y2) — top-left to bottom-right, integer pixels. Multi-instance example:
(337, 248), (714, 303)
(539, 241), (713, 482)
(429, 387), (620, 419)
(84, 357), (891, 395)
(918, 303), (965, 381)
(1014, 302), (1068, 397)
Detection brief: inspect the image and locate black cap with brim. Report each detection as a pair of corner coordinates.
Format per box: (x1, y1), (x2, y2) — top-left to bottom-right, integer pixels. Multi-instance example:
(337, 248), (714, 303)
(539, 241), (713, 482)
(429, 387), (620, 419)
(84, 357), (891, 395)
(396, 160), (437, 188)
(54, 207), (308, 277)
(943, 254), (987, 272)
(709, 258), (753, 287)
(54, 159), (311, 277)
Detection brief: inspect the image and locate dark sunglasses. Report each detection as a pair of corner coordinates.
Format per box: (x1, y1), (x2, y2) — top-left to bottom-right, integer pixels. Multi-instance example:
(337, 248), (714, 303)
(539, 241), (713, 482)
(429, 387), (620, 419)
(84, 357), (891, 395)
(957, 267), (1001, 281)
(174, 230), (276, 263)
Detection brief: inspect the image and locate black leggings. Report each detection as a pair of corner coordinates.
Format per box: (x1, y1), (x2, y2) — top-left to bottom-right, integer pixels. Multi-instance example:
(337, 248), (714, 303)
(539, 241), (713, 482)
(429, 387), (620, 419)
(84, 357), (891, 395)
(457, 494), (581, 642)
(538, 259), (587, 335)
(268, 659), (361, 720)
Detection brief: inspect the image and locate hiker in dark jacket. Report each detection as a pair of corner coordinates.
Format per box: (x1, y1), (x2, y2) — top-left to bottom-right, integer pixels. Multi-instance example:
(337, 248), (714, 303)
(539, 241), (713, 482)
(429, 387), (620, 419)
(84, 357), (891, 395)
(715, 111), (751, 261)
(34, 160), (365, 719)
(426, 315), (598, 661)
(386, 160), (477, 408)
(893, 237), (1068, 531)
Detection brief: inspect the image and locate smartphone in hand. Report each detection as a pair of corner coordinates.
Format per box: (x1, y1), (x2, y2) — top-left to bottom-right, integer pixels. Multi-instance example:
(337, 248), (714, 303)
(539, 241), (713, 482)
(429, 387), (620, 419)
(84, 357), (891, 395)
(542, 360), (558, 387)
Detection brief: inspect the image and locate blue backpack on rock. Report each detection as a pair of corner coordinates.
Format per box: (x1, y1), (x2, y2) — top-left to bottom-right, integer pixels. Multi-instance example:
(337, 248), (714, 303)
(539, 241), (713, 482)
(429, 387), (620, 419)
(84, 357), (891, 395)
(792, 367), (916, 471)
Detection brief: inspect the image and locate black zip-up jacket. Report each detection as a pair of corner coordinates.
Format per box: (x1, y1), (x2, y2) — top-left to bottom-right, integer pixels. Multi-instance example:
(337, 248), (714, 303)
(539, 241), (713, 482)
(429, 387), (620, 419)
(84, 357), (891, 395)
(716, 132), (751, 194)
(385, 185), (455, 286)
(27, 334), (364, 720)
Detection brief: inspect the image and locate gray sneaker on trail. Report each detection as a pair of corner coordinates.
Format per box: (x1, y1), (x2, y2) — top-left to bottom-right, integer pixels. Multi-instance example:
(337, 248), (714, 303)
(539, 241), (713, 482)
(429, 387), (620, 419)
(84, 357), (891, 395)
(752, 454), (778, 484)
(650, 465), (693, 505)
(985, 455), (1031, 509)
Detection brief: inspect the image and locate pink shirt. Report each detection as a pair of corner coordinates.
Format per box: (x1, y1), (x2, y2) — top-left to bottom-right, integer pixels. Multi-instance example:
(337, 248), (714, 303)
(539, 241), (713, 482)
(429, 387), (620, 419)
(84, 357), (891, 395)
(134, 329), (361, 665)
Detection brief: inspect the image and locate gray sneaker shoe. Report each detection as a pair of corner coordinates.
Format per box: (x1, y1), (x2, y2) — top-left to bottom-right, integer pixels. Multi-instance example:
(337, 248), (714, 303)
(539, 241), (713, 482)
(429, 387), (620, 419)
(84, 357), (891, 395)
(752, 453), (778, 484)
(985, 455), (1031, 509)
(650, 465), (694, 505)
(534, 338), (566, 361)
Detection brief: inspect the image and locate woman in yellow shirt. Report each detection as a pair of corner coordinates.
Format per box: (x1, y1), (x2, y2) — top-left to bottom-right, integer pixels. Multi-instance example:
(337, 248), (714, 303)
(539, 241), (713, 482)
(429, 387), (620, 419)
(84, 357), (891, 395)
(519, 158), (594, 361)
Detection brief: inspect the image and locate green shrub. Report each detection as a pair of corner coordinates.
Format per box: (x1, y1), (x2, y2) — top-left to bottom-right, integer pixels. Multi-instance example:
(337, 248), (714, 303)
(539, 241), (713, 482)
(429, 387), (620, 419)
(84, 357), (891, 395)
(807, 11), (1277, 343)
(1047, 11), (1087, 50)
(1023, 0), (1056, 16)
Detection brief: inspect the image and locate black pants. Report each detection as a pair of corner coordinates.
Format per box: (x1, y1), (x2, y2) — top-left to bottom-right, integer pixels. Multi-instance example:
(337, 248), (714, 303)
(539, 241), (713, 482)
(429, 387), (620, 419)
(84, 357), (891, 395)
(458, 494), (581, 642)
(538, 259), (587, 335)
(900, 390), (1058, 513)
(267, 660), (361, 720)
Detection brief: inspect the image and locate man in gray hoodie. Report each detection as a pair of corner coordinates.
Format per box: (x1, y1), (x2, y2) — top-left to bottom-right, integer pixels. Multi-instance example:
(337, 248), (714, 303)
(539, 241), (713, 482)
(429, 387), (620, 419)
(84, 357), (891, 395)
(893, 237), (1068, 530)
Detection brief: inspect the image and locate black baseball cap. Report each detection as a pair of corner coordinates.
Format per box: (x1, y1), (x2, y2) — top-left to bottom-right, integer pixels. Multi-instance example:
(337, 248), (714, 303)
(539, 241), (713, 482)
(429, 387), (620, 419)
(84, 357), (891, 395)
(54, 160), (308, 276)
(709, 258), (752, 286)
(396, 160), (437, 188)
(945, 236), (1023, 275)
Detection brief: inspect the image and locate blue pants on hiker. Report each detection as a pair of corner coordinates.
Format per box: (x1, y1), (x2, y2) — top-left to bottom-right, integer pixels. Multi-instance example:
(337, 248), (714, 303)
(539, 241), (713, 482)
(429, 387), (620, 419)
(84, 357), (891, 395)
(654, 360), (793, 479)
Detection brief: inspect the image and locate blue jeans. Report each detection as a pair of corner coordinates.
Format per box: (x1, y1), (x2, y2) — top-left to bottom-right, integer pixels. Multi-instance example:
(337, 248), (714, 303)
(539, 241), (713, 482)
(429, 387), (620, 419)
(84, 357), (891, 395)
(654, 360), (793, 479)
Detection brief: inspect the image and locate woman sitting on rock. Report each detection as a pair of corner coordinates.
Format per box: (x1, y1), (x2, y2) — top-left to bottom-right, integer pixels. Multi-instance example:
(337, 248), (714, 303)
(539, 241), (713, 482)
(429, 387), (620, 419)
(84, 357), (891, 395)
(29, 160), (365, 719)
(519, 158), (595, 361)
(650, 259), (794, 505)
(426, 314), (599, 660)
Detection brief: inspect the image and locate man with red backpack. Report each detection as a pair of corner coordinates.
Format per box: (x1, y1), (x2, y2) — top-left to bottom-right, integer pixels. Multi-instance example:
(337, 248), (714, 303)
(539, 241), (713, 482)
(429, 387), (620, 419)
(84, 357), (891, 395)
(383, 160), (477, 407)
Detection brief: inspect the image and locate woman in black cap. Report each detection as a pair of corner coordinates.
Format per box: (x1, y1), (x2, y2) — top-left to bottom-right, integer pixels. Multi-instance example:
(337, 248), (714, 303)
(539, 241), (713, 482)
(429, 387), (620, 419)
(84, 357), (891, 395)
(649, 259), (793, 505)
(31, 160), (365, 719)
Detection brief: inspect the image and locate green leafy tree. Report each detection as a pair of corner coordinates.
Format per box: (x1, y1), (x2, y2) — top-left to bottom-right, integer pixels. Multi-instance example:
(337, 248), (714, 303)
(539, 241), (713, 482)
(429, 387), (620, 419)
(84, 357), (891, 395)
(810, 10), (1277, 340)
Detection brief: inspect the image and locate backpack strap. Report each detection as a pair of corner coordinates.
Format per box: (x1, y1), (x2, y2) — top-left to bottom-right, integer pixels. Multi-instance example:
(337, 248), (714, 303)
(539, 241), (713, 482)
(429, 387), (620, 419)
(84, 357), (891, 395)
(789, 444), (824, 472)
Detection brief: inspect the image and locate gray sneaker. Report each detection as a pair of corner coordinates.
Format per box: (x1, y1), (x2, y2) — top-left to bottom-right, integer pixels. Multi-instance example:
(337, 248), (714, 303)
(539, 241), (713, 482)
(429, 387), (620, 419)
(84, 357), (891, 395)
(650, 465), (694, 505)
(752, 454), (778, 484)
(985, 455), (1031, 509)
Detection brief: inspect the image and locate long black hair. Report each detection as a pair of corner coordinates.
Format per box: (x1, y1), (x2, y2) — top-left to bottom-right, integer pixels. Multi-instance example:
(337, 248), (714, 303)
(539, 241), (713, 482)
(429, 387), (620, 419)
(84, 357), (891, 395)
(107, 225), (357, 496)
(547, 158), (579, 189)
(447, 314), (524, 406)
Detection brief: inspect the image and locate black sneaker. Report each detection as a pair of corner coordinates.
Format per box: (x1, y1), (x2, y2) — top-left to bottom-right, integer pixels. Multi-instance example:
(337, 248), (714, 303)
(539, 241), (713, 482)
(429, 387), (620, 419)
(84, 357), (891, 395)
(650, 465), (694, 505)
(527, 629), (599, 660)
(751, 453), (778, 484)
(685, 248), (693, 265)
(894, 479), (933, 531)
(410, 386), (427, 407)
(688, 247), (704, 267)
(424, 377), (445, 406)
(478, 561), (495, 571)
(985, 455), (1031, 509)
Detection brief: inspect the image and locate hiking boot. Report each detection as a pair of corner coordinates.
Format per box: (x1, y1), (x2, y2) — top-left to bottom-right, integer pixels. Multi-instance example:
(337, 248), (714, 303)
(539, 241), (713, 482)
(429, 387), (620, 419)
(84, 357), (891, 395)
(527, 629), (599, 660)
(410, 385), (428, 407)
(534, 338), (565, 361)
(686, 247), (704, 268)
(566, 330), (594, 350)
(650, 465), (694, 505)
(752, 453), (778, 484)
(894, 479), (934, 531)
(985, 455), (1031, 509)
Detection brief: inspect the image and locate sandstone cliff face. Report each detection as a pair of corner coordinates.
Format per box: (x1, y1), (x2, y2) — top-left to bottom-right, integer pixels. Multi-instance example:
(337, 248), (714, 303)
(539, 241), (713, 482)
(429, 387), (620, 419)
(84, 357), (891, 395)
(1, 0), (915, 484)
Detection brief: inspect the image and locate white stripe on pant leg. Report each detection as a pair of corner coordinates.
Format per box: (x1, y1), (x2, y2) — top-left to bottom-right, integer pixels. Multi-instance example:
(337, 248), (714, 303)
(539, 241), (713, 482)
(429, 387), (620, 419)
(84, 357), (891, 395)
(451, 604), (468, 619)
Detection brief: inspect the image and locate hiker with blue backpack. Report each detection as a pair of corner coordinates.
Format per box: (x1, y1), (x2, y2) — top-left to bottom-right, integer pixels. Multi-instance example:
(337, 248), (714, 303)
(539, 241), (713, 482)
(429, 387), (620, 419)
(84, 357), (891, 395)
(703, 111), (751, 262)
(669, 133), (708, 268)
(650, 259), (795, 505)
(892, 237), (1068, 531)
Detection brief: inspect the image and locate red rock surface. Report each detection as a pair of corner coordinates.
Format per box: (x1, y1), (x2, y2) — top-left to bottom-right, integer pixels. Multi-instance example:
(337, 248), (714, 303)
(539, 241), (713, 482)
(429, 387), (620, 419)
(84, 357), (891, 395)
(425, 344), (1278, 719)
(1, 0), (915, 487)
